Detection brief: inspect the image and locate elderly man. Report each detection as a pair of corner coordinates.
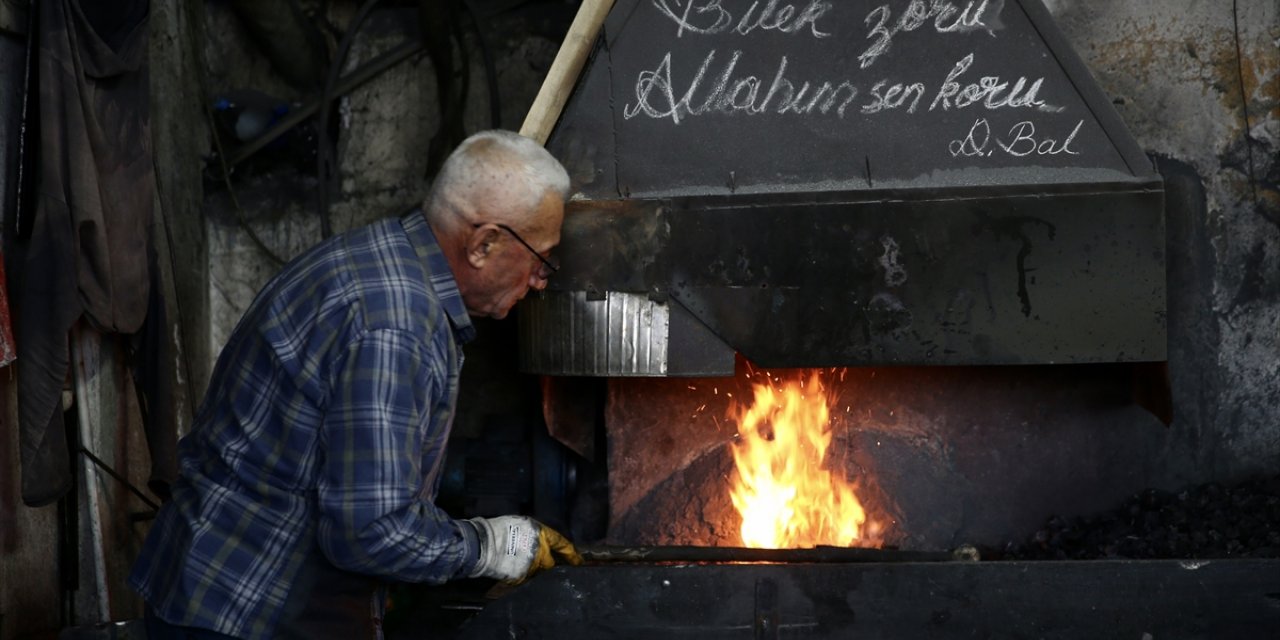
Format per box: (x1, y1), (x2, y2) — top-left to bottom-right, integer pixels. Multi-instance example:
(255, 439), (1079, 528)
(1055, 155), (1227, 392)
(130, 130), (580, 639)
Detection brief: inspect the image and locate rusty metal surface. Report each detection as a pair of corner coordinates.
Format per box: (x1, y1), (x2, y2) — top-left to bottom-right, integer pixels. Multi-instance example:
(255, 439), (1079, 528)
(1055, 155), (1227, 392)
(539, 376), (601, 461)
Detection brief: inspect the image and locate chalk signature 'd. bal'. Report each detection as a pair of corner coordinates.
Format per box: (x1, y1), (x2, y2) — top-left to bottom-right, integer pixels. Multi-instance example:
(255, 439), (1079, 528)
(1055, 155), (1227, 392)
(949, 118), (1084, 158)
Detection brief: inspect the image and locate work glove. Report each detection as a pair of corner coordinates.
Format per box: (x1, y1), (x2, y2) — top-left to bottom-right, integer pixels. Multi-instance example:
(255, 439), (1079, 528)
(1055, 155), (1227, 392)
(466, 515), (583, 584)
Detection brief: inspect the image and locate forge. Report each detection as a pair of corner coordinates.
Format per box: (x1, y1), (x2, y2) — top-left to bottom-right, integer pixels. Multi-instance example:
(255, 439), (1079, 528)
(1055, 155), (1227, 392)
(505, 0), (1175, 554)
(449, 358), (1280, 638)
(437, 0), (1280, 637)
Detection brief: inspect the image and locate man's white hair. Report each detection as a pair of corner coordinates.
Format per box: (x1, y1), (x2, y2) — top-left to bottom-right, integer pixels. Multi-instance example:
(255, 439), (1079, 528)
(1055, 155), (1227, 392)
(427, 130), (570, 224)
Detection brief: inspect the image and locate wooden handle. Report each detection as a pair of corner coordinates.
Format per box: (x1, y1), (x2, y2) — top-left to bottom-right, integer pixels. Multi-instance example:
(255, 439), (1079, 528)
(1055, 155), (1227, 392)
(520, 0), (615, 145)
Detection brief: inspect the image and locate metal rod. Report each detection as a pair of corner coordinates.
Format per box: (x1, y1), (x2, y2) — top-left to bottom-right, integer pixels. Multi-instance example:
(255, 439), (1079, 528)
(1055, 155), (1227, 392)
(77, 447), (160, 511)
(577, 545), (963, 564)
(11, 0), (38, 240)
(223, 38), (425, 168)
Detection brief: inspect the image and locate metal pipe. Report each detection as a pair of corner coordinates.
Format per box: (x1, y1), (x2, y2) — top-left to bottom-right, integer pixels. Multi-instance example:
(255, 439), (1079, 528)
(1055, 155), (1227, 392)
(223, 38), (424, 169)
(577, 544), (967, 564)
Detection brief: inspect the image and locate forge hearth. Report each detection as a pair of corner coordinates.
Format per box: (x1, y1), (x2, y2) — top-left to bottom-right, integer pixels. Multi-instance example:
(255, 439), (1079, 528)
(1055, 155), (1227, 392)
(605, 363), (896, 549)
(602, 359), (1191, 551)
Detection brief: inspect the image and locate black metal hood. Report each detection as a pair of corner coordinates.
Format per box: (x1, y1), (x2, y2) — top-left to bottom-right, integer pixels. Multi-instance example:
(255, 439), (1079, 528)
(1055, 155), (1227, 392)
(520, 0), (1165, 376)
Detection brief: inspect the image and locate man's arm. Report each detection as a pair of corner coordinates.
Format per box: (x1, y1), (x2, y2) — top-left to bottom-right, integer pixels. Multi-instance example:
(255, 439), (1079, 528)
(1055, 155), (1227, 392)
(314, 328), (478, 583)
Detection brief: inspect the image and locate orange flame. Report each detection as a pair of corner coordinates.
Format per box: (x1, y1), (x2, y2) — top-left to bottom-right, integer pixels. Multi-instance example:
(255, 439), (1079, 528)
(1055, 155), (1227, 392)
(729, 370), (871, 549)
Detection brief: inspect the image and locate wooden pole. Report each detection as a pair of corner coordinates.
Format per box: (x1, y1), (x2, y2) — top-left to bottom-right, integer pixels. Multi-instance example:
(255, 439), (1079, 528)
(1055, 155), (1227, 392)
(520, 0), (615, 145)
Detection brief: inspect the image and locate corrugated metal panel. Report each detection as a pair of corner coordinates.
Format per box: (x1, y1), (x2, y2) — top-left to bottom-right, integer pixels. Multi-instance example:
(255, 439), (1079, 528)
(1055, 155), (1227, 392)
(520, 291), (669, 376)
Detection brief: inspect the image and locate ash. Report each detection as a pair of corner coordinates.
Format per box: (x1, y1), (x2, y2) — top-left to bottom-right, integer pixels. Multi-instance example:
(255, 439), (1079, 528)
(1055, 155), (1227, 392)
(991, 475), (1280, 560)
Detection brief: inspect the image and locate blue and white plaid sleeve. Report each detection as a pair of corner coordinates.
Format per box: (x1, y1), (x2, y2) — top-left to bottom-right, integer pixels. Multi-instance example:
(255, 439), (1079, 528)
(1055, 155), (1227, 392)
(315, 327), (477, 582)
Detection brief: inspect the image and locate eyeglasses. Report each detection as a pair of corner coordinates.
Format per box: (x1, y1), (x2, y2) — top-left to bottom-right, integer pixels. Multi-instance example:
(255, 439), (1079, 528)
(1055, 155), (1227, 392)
(474, 222), (560, 276)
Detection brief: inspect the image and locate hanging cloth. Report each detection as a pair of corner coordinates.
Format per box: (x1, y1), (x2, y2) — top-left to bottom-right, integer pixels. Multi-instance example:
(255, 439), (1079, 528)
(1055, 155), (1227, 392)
(12, 0), (153, 507)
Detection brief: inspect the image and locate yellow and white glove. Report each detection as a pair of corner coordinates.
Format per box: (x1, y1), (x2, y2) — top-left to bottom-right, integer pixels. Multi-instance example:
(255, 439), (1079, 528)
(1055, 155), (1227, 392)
(466, 515), (583, 584)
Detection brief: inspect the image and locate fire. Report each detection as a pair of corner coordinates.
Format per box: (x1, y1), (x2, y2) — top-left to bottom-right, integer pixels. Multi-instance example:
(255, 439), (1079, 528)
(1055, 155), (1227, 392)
(729, 370), (871, 549)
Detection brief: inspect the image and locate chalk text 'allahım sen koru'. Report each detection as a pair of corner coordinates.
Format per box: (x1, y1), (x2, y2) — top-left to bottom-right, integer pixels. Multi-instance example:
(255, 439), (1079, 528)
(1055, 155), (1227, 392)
(624, 0), (1058, 123)
(623, 51), (1061, 123)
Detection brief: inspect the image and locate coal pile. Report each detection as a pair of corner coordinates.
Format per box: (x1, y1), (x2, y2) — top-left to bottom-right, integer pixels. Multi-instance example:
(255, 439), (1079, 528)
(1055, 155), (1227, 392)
(991, 475), (1280, 560)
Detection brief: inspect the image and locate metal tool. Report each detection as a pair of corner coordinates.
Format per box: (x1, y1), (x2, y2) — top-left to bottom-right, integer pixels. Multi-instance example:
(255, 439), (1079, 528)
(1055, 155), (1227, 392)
(577, 544), (967, 564)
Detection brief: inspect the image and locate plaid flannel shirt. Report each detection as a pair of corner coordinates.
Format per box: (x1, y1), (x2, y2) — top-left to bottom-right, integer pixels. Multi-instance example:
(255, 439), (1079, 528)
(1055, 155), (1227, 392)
(130, 210), (478, 638)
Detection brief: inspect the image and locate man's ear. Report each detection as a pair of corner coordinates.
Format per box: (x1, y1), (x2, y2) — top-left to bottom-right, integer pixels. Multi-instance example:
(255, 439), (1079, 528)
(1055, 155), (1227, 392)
(466, 225), (500, 268)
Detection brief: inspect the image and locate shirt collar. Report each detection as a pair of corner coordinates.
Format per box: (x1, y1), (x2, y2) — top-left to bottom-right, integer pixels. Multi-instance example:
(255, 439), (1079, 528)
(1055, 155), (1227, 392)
(402, 209), (477, 345)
